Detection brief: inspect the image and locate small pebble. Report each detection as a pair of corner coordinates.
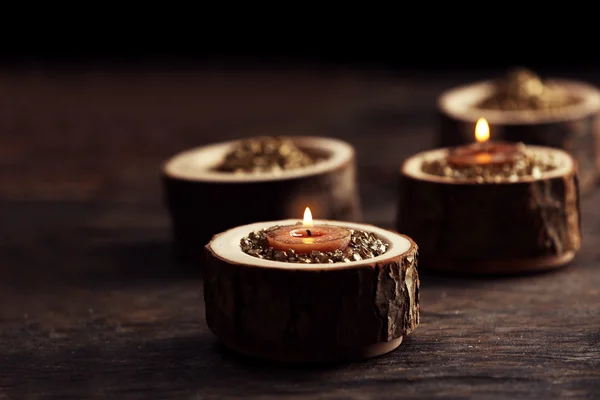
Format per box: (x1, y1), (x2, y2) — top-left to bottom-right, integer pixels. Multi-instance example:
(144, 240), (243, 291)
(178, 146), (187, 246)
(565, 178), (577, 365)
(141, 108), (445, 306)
(215, 136), (322, 173)
(421, 146), (560, 183)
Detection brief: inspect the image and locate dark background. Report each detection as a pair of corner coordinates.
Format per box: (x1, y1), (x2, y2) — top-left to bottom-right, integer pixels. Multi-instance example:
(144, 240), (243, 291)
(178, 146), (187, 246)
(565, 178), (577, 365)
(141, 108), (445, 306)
(3, 48), (600, 73)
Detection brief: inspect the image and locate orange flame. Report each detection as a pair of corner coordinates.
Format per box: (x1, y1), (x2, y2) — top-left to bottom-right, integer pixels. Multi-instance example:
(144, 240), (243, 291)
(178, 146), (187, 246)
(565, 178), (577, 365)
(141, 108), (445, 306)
(303, 207), (313, 228)
(475, 118), (490, 143)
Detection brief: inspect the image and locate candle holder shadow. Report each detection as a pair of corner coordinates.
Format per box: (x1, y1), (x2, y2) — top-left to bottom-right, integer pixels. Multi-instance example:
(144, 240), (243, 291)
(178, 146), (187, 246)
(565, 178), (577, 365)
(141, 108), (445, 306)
(438, 79), (600, 194)
(162, 137), (361, 265)
(204, 219), (420, 363)
(396, 147), (581, 275)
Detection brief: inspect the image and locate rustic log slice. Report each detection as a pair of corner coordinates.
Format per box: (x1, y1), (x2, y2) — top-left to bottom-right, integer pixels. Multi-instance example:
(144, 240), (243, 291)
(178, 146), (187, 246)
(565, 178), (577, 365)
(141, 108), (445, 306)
(397, 146), (581, 275)
(204, 220), (420, 363)
(163, 137), (361, 264)
(437, 79), (600, 193)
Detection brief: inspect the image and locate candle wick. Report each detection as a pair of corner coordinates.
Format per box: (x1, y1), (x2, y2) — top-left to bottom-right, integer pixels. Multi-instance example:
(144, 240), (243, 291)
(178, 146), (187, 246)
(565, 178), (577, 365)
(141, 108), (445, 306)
(306, 229), (312, 237)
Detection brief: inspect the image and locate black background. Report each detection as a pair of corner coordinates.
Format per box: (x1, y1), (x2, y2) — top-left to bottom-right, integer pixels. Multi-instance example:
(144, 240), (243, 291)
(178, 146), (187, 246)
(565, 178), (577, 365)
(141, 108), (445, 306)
(3, 47), (600, 73)
(2, 9), (597, 73)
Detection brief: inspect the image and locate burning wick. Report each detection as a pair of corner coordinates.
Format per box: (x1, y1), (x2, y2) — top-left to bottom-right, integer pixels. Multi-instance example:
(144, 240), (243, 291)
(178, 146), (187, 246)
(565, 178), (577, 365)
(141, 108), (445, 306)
(301, 207), (315, 237)
(290, 208), (317, 237)
(474, 117), (491, 163)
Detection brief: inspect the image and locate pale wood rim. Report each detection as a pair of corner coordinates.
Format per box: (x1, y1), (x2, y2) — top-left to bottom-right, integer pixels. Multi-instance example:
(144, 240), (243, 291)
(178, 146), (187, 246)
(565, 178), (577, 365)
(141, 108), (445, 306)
(438, 79), (600, 125)
(401, 146), (575, 185)
(163, 136), (354, 182)
(207, 219), (416, 271)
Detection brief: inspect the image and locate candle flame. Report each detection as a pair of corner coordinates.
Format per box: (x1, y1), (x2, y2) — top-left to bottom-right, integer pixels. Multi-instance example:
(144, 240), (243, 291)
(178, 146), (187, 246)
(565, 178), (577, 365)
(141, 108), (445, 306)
(475, 118), (490, 143)
(303, 207), (313, 228)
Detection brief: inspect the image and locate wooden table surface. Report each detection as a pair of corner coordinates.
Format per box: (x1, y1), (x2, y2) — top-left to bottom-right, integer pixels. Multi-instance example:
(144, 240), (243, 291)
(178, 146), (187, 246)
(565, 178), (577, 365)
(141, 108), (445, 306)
(1, 66), (599, 399)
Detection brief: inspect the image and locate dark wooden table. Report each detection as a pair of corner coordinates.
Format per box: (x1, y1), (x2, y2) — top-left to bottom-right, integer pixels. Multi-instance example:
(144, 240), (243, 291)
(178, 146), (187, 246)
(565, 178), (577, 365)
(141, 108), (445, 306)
(1, 67), (599, 399)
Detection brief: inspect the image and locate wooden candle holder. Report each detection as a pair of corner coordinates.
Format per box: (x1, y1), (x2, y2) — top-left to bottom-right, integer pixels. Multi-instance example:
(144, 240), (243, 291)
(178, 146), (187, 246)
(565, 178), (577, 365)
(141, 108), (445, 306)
(204, 220), (420, 363)
(396, 146), (581, 275)
(438, 79), (600, 194)
(163, 137), (361, 264)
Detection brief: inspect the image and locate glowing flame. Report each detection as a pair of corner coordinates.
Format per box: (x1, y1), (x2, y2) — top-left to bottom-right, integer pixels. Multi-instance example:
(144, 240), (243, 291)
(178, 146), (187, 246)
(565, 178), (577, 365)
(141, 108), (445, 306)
(475, 118), (490, 143)
(303, 207), (313, 228)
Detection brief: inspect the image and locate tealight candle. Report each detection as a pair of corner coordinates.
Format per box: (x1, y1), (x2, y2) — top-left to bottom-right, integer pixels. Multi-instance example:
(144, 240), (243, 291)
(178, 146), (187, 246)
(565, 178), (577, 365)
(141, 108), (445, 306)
(447, 118), (524, 167)
(266, 207), (351, 254)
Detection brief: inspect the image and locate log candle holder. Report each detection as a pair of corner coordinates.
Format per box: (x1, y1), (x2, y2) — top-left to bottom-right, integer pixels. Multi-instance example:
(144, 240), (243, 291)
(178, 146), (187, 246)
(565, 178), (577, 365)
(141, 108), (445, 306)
(396, 145), (581, 275)
(204, 219), (420, 363)
(163, 137), (361, 264)
(437, 69), (600, 193)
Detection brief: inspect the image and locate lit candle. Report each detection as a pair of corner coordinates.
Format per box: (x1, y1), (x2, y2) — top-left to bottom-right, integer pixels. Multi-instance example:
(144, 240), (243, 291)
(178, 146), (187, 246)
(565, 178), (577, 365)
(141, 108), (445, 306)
(447, 118), (524, 167)
(266, 207), (351, 254)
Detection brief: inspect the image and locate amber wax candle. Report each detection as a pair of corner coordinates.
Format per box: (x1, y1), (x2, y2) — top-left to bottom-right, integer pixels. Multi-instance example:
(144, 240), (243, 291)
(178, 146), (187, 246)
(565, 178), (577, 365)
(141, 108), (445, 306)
(446, 118), (524, 168)
(266, 207), (351, 254)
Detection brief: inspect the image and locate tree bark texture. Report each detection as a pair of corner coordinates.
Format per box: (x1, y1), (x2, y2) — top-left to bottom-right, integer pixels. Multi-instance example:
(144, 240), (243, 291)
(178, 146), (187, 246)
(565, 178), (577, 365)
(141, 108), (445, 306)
(397, 166), (581, 274)
(203, 240), (420, 362)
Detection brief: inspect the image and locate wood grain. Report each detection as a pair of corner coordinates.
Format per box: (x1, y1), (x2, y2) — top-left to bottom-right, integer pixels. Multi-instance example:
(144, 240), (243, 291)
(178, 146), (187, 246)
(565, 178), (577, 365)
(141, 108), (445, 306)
(0, 68), (599, 399)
